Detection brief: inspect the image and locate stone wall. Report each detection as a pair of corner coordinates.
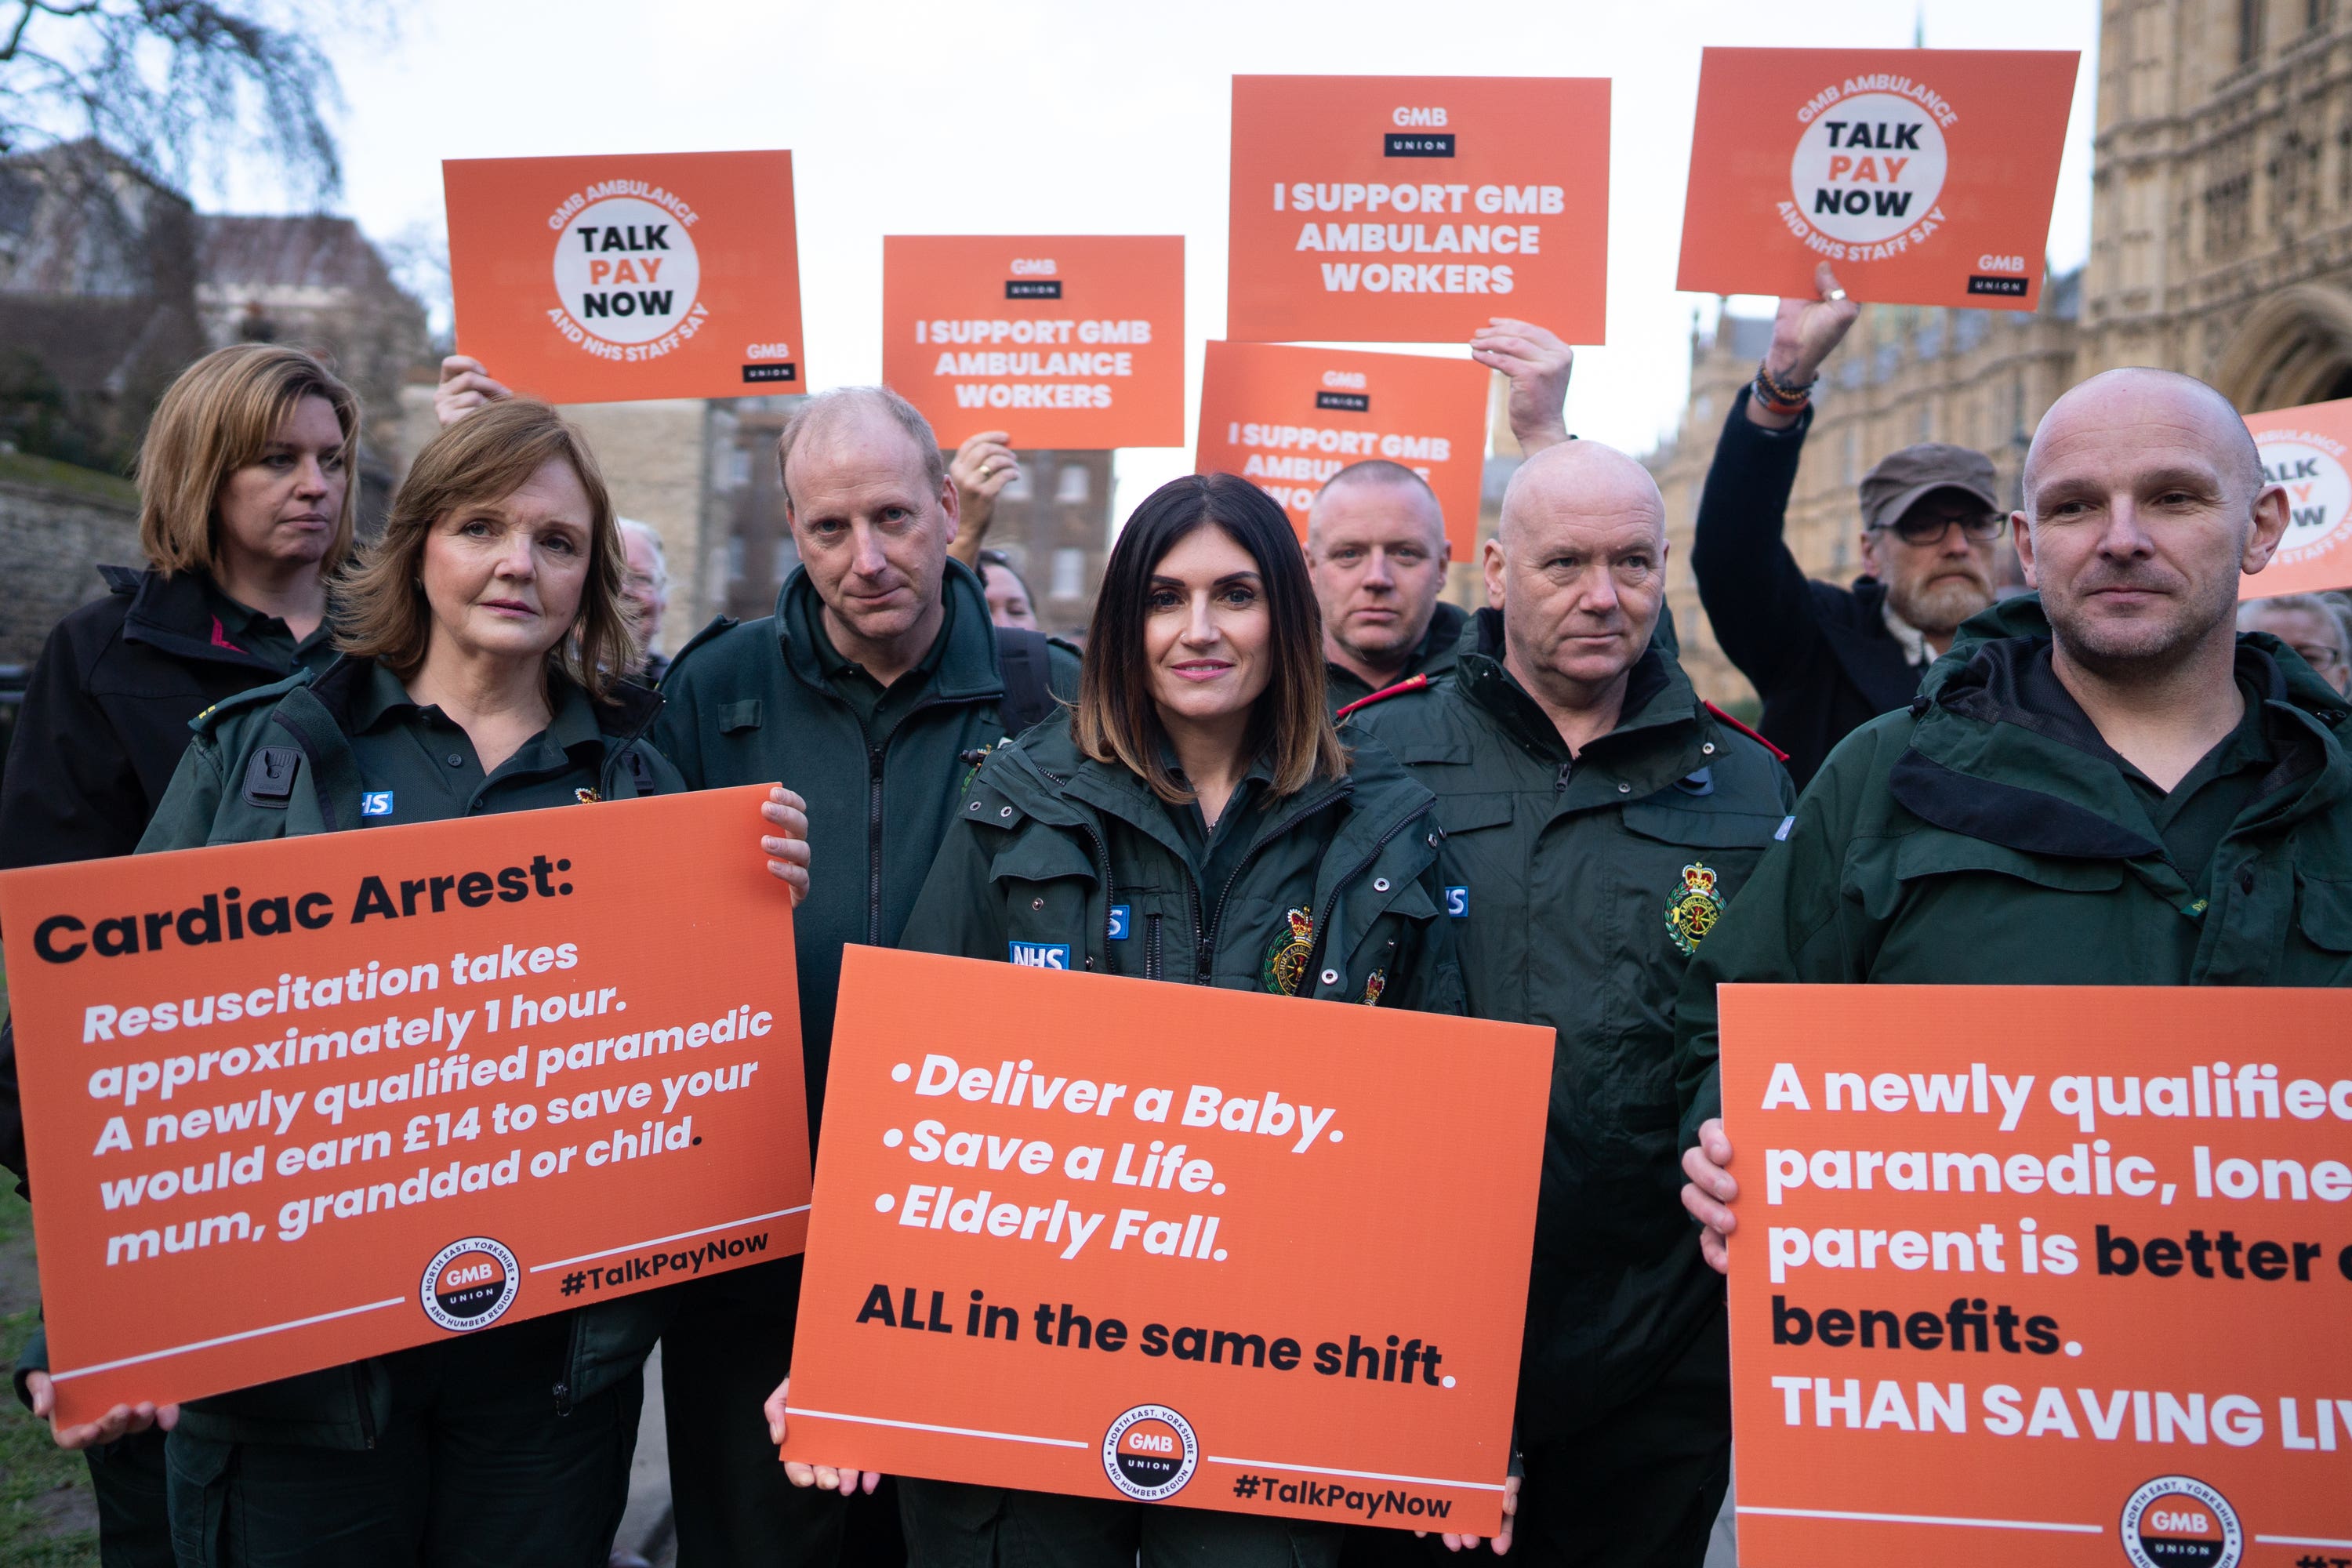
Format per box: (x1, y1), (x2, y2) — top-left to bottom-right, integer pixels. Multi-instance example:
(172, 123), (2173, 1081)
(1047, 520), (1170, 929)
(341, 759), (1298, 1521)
(0, 452), (140, 664)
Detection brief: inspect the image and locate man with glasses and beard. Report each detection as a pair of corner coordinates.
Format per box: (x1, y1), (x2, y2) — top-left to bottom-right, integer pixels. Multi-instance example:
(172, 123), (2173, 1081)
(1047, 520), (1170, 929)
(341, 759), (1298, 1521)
(1690, 263), (2007, 788)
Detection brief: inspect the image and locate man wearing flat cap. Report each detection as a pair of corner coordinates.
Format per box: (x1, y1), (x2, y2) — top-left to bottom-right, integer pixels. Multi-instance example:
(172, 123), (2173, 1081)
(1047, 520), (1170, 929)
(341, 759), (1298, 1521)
(1689, 262), (2008, 788)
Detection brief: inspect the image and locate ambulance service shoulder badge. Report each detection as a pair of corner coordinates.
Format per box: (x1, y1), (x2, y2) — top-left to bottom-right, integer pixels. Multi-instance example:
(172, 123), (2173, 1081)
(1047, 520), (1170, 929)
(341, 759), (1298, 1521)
(1263, 907), (1315, 996)
(1664, 862), (1724, 956)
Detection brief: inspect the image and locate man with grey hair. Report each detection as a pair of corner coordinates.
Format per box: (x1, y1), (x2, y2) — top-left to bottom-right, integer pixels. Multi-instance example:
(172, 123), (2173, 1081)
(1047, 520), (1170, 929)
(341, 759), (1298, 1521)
(616, 517), (672, 680)
(652, 385), (1078, 1566)
(1677, 367), (2351, 1306)
(1348, 439), (1793, 1563)
(2239, 591), (2351, 695)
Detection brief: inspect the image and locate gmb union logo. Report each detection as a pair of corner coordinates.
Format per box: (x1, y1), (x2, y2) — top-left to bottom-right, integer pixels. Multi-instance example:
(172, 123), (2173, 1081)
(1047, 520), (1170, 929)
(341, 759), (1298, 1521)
(550, 186), (702, 349)
(419, 1236), (521, 1333)
(2119, 1476), (2242, 1568)
(1102, 1404), (1199, 1501)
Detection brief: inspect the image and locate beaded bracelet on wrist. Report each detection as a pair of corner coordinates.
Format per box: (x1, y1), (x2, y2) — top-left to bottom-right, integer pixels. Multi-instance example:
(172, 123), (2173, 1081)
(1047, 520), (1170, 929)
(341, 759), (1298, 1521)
(1751, 361), (1814, 415)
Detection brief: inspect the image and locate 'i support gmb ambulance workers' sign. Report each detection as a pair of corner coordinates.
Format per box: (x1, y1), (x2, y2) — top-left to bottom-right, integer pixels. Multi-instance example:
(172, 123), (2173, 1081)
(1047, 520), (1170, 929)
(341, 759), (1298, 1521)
(882, 235), (1186, 450)
(443, 151), (808, 405)
(1192, 340), (1490, 558)
(1676, 49), (2078, 312)
(1225, 76), (1611, 346)
(2241, 397), (2352, 601)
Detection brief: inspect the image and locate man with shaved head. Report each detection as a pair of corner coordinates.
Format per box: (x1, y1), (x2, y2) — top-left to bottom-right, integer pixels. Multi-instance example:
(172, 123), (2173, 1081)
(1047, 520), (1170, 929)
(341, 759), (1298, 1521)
(1675, 367), (2352, 1285)
(654, 385), (1079, 1566)
(1308, 460), (1465, 712)
(1348, 439), (1794, 1564)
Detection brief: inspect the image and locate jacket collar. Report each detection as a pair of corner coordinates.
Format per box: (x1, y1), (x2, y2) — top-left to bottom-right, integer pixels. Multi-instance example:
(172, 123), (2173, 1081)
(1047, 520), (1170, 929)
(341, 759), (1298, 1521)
(1894, 594), (2352, 873)
(303, 655), (662, 750)
(1452, 607), (1713, 801)
(775, 557), (1005, 704)
(109, 565), (287, 675)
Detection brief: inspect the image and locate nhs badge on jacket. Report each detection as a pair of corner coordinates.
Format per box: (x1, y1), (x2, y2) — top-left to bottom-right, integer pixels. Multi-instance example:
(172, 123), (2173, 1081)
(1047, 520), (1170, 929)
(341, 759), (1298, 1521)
(1009, 941), (1071, 969)
(1444, 885), (1469, 917)
(1106, 904), (1131, 941)
(361, 791), (394, 817)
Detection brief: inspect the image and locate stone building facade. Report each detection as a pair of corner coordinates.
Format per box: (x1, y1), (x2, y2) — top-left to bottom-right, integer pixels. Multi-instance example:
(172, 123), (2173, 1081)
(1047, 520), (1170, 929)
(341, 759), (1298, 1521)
(968, 451), (1115, 640)
(1643, 0), (2352, 710)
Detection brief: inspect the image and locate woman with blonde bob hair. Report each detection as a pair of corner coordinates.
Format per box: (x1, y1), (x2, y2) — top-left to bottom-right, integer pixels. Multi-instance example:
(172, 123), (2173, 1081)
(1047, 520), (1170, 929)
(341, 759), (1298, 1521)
(10, 343), (361, 1568)
(810, 473), (1463, 1568)
(127, 399), (811, 1566)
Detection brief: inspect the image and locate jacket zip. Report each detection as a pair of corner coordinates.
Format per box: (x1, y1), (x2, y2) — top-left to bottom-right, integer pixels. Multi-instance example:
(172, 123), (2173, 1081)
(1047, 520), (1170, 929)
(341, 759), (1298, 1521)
(1193, 782), (1352, 985)
(865, 740), (887, 945)
(1555, 760), (1572, 795)
(1145, 913), (1163, 980)
(1300, 811), (1423, 996)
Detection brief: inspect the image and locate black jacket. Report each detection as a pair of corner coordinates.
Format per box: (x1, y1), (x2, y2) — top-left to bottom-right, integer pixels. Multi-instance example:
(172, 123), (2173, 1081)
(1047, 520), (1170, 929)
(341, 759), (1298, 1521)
(0, 567), (332, 1190)
(1690, 390), (1926, 789)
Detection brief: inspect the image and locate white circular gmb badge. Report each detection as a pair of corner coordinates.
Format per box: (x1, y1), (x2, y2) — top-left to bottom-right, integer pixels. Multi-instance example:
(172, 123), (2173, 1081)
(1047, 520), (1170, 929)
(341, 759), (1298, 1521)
(553, 194), (702, 347)
(1789, 92), (1949, 245)
(2119, 1475), (2241, 1568)
(1101, 1404), (1199, 1501)
(2256, 429), (2352, 566)
(419, 1236), (521, 1332)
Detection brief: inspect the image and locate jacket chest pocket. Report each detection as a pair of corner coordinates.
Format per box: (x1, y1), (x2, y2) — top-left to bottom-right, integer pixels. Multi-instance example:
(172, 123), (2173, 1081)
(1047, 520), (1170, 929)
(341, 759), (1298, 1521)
(1617, 801), (1784, 964)
(986, 832), (1101, 971)
(1432, 790), (1519, 924)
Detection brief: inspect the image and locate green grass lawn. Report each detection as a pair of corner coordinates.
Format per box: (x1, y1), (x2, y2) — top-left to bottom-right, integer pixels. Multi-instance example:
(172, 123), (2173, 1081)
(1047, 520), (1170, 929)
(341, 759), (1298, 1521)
(1, 1186), (100, 1567)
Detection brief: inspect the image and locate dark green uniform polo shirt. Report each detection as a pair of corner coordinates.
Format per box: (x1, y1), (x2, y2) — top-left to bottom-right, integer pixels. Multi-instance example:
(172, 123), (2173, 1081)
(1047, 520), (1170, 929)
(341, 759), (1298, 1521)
(1167, 753), (1279, 906)
(808, 596), (953, 748)
(343, 662), (614, 826)
(205, 582), (336, 676)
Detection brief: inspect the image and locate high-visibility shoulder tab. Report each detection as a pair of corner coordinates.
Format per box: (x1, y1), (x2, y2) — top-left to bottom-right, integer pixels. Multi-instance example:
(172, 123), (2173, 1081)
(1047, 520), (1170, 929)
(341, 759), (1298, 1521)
(1702, 700), (1789, 763)
(1335, 672), (1430, 723)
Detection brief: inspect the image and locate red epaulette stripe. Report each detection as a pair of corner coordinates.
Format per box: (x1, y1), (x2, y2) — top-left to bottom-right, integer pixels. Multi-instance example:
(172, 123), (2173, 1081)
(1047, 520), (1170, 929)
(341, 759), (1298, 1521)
(1334, 672), (1430, 722)
(1702, 700), (1789, 763)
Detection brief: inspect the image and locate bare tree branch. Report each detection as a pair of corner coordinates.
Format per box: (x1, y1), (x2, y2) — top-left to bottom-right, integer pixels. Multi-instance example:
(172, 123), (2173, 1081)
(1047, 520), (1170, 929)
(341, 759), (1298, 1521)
(0, 0), (347, 201)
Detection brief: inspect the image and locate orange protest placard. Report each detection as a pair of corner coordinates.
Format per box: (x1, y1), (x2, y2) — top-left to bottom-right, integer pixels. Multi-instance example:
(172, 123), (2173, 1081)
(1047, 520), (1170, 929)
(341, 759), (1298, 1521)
(779, 947), (1552, 1535)
(1226, 76), (1610, 345)
(2242, 397), (2352, 600)
(1719, 985), (2352, 1566)
(444, 151), (807, 404)
(882, 236), (1185, 449)
(1677, 49), (2078, 312)
(0, 788), (809, 1426)
(1193, 340), (1488, 557)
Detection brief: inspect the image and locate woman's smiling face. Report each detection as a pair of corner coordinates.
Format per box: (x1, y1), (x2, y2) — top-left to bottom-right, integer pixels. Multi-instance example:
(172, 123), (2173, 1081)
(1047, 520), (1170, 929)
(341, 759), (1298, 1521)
(1142, 522), (1273, 728)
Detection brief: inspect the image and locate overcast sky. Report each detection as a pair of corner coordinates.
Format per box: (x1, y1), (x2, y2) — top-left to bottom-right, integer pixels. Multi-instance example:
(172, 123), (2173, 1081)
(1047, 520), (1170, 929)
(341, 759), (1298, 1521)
(250, 0), (2103, 519)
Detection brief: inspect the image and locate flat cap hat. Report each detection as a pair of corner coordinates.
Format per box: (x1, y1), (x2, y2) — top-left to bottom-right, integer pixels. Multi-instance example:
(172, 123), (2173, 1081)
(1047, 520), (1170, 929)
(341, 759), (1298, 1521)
(1860, 443), (2000, 531)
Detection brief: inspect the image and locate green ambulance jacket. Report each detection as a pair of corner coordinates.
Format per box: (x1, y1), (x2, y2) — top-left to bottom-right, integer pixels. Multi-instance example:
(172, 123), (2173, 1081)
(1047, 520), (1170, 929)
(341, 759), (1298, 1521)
(1675, 594), (2352, 1144)
(900, 716), (1465, 1014)
(1351, 608), (1795, 1439)
(127, 656), (683, 1449)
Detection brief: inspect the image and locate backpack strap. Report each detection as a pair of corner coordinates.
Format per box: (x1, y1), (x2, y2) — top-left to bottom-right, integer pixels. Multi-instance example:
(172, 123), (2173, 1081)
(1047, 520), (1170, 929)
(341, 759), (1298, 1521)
(994, 626), (1056, 736)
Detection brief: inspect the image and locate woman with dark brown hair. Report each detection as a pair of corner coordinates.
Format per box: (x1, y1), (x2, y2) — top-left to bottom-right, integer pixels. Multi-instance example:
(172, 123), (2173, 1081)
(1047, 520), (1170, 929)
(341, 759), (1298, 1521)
(125, 398), (809, 1566)
(768, 472), (1462, 1567)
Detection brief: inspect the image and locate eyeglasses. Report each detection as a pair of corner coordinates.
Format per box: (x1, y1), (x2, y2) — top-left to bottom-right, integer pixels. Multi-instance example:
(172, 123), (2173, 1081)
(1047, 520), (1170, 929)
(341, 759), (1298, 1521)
(1870, 512), (2008, 546)
(2292, 643), (2346, 673)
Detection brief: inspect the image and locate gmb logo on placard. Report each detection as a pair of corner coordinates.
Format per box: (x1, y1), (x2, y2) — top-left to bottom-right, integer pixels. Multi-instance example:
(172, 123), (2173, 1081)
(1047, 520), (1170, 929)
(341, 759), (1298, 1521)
(1102, 1404), (1199, 1501)
(1775, 77), (1956, 263)
(2257, 429), (2352, 566)
(420, 1236), (521, 1332)
(546, 182), (706, 359)
(2118, 1476), (2241, 1568)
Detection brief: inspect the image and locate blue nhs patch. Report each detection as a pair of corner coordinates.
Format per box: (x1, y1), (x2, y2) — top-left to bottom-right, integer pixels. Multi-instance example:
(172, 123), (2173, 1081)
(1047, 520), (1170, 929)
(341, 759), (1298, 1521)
(361, 791), (394, 817)
(1009, 942), (1071, 969)
(1444, 886), (1469, 918)
(1106, 904), (1131, 941)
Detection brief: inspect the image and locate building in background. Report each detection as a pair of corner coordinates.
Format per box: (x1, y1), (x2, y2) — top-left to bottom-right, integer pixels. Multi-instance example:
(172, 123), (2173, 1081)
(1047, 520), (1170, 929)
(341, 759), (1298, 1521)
(971, 451), (1114, 638)
(1646, 0), (2352, 710)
